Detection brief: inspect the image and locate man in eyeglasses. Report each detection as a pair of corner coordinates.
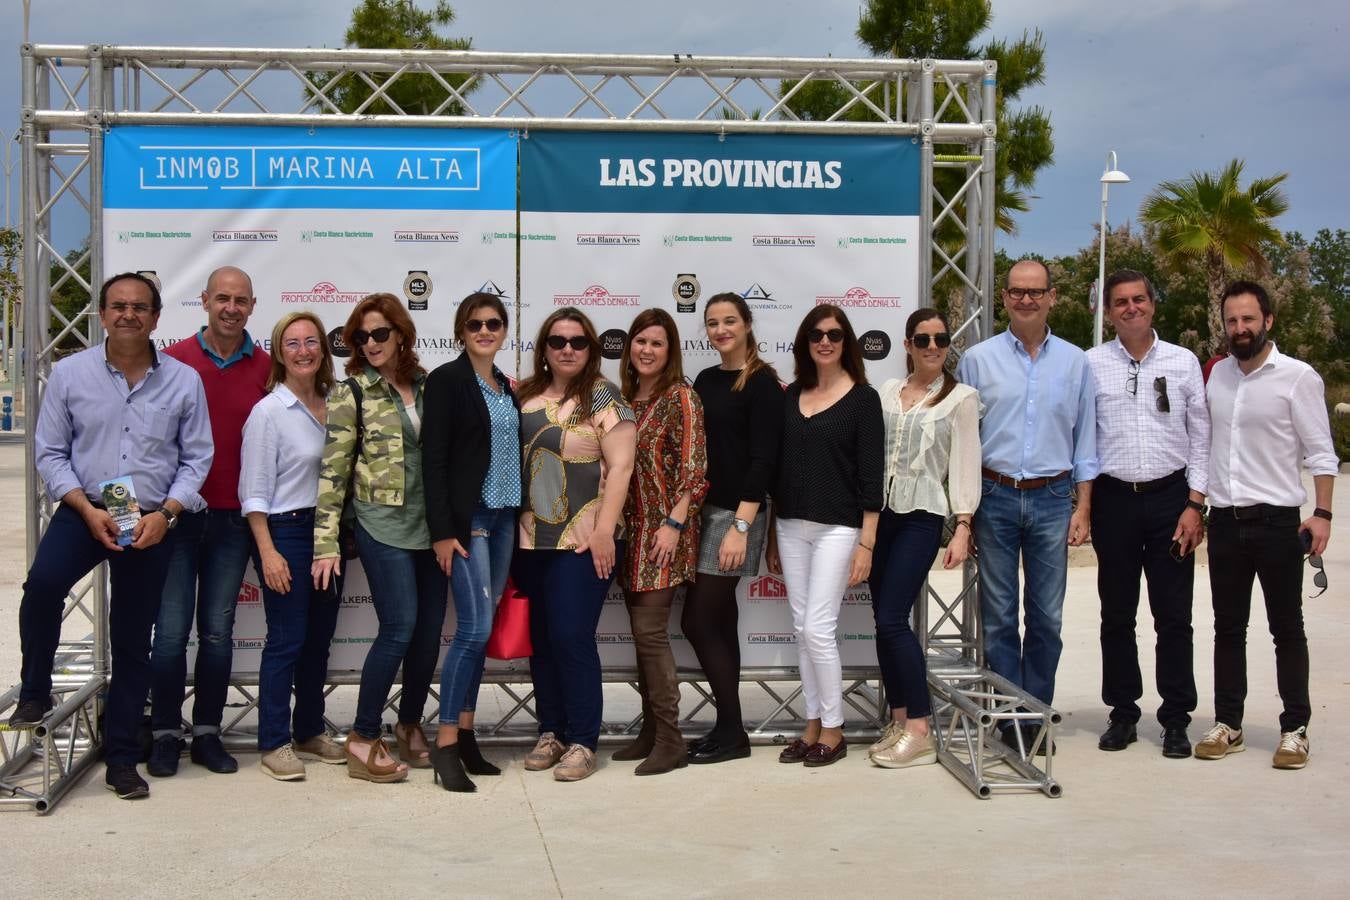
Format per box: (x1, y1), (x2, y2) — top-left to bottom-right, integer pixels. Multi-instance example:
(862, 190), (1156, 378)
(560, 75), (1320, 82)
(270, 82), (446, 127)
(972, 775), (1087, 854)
(956, 259), (1099, 755)
(1086, 270), (1210, 759)
(10, 273), (213, 799)
(148, 266), (270, 779)
(1198, 280), (1337, 770)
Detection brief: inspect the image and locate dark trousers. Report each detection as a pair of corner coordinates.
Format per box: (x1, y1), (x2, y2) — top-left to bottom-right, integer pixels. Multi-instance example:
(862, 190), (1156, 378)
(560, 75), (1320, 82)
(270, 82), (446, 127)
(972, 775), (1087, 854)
(869, 509), (943, 718)
(1206, 508), (1310, 732)
(19, 504), (173, 765)
(1090, 475), (1197, 728)
(512, 545), (622, 751)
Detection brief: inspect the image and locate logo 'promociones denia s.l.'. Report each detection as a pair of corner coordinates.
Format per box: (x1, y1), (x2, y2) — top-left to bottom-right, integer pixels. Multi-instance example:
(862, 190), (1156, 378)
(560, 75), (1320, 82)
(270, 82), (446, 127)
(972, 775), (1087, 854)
(815, 286), (903, 308)
(552, 284), (640, 308)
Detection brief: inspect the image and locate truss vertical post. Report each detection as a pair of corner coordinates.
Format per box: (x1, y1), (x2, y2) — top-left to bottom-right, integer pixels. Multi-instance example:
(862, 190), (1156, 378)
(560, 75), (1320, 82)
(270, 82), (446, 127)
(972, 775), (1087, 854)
(20, 43), (41, 564)
(918, 59), (935, 304)
(979, 62), (997, 342)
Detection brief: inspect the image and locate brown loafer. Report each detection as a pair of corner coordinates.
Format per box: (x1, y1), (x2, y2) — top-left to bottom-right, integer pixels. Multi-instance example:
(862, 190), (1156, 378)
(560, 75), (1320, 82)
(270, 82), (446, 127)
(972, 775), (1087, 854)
(778, 739), (812, 763)
(803, 739), (848, 767)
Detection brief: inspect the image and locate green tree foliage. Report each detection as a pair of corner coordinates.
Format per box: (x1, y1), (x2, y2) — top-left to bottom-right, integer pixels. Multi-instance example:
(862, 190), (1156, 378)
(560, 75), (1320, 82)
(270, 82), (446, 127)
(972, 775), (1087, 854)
(1139, 159), (1290, 357)
(307, 0), (475, 116)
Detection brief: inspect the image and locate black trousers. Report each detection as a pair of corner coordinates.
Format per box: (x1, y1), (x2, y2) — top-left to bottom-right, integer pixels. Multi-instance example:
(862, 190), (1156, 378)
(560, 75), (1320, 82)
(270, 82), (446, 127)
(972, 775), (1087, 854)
(1090, 475), (1197, 728)
(1206, 507), (1310, 733)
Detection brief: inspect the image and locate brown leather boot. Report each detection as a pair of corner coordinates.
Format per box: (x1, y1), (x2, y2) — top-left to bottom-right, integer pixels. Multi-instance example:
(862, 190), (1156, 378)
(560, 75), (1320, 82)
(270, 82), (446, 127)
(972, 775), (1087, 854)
(629, 605), (687, 776)
(611, 669), (655, 761)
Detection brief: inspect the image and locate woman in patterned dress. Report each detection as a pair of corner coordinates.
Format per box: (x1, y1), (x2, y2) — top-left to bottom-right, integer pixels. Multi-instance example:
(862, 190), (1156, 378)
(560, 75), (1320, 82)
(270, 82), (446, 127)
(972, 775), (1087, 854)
(613, 309), (708, 775)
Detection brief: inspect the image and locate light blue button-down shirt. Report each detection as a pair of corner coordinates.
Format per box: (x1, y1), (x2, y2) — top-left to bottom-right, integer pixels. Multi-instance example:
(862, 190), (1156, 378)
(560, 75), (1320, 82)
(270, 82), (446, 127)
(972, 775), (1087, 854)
(955, 328), (1099, 483)
(238, 384), (327, 515)
(34, 341), (214, 511)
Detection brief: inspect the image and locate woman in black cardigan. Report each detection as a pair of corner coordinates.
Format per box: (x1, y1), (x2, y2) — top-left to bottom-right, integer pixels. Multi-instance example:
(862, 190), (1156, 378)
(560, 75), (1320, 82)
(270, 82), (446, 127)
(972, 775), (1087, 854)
(422, 292), (520, 792)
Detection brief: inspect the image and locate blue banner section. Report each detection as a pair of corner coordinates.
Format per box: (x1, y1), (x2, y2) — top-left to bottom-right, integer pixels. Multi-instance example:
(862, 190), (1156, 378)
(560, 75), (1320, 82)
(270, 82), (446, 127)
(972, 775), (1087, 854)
(520, 132), (919, 216)
(104, 126), (517, 210)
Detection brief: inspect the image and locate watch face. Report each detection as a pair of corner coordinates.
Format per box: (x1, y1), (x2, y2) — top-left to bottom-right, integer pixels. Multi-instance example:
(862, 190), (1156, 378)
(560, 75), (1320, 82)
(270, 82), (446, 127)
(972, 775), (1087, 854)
(734, 519), (750, 533)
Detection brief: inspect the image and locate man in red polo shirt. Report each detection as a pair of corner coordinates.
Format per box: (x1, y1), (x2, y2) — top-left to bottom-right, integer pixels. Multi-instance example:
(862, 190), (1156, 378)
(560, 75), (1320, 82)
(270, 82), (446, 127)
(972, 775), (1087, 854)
(148, 266), (270, 777)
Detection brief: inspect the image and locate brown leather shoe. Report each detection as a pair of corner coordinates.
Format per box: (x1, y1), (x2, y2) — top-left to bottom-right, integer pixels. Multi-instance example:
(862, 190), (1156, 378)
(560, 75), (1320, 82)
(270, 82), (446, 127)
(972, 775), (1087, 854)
(803, 739), (848, 768)
(778, 739), (812, 763)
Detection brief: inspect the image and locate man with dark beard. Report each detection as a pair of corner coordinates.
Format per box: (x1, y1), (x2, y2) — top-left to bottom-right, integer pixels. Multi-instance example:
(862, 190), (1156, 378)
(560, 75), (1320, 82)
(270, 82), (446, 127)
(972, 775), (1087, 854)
(1197, 281), (1337, 770)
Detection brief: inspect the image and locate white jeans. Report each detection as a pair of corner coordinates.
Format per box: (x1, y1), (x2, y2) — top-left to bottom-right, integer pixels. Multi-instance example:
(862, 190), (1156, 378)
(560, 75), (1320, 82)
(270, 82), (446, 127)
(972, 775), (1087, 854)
(775, 518), (859, 729)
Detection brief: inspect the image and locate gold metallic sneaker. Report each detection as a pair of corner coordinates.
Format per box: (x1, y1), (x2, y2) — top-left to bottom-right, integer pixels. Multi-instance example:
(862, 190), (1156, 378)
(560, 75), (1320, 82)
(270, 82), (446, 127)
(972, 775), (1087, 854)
(1195, 722), (1245, 760)
(870, 730), (938, 769)
(867, 720), (905, 756)
(524, 732), (567, 771)
(260, 744), (306, 781)
(553, 744), (597, 782)
(1272, 727), (1309, 770)
(294, 733), (346, 764)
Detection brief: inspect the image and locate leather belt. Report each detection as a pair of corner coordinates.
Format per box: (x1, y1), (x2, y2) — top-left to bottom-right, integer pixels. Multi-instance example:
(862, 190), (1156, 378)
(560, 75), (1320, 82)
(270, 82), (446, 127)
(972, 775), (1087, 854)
(1098, 469), (1186, 494)
(1210, 503), (1299, 520)
(981, 468), (1070, 490)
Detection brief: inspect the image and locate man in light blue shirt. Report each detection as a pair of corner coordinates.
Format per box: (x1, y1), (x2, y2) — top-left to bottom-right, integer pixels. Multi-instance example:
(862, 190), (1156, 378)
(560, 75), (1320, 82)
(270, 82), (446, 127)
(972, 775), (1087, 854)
(955, 259), (1098, 754)
(11, 273), (213, 800)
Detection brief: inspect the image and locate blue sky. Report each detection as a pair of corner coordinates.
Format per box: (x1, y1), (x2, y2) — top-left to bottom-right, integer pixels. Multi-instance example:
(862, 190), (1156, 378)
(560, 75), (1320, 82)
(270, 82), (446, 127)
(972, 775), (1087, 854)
(3, 0), (1346, 255)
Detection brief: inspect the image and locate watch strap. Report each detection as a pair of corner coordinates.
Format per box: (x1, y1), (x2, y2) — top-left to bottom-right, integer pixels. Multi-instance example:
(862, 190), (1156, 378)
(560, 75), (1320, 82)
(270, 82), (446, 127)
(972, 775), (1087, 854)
(1313, 507), (1333, 522)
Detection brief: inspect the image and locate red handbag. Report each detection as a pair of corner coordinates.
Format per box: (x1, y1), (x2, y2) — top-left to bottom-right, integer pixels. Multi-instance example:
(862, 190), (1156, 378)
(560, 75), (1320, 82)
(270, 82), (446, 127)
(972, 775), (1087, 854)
(485, 577), (533, 660)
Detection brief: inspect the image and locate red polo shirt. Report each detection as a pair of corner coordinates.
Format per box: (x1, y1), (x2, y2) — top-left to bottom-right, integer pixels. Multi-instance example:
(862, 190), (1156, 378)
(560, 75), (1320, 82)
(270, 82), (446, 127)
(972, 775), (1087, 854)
(165, 329), (270, 510)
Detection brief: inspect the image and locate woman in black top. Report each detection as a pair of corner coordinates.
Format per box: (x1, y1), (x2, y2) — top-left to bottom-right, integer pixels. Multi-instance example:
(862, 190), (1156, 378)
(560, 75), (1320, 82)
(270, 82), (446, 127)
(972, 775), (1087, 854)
(684, 292), (784, 764)
(766, 303), (883, 768)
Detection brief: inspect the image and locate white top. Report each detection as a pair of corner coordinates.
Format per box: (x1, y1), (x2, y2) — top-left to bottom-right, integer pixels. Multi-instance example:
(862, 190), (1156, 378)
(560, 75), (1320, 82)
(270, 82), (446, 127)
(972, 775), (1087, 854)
(1087, 332), (1211, 493)
(238, 384), (327, 515)
(879, 376), (982, 517)
(1206, 344), (1339, 508)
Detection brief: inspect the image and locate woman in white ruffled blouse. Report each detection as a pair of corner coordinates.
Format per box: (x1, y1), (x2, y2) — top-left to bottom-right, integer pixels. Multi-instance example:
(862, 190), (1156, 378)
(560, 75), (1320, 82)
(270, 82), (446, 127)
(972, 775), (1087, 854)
(866, 308), (981, 769)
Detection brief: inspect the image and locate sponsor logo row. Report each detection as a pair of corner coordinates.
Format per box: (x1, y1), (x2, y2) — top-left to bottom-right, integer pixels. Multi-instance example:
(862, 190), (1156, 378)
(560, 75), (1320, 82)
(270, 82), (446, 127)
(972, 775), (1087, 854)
(117, 228), (908, 248)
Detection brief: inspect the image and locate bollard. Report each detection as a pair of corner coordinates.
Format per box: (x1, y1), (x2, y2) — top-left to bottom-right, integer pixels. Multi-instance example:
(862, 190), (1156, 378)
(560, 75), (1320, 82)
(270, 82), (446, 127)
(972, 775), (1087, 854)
(1, 395), (11, 431)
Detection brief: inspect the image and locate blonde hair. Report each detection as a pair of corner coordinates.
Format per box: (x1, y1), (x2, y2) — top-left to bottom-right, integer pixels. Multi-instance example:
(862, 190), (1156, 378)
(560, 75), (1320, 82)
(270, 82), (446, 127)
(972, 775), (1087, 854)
(267, 311), (336, 396)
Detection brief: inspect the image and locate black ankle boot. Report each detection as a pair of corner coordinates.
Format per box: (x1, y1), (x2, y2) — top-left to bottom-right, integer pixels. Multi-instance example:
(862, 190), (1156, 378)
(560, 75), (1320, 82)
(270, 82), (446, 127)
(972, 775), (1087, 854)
(457, 730), (501, 776)
(429, 743), (477, 792)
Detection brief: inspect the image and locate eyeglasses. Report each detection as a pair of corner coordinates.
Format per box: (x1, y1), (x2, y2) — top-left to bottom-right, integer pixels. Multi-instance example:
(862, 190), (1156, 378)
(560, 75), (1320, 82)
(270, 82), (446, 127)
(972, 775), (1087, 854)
(808, 328), (845, 344)
(1005, 287), (1049, 300)
(351, 326), (393, 346)
(910, 332), (951, 349)
(282, 337), (323, 353)
(107, 302), (154, 316)
(1153, 376), (1170, 413)
(466, 318), (503, 334)
(1306, 553), (1328, 599)
(1126, 359), (1140, 395)
(545, 335), (589, 351)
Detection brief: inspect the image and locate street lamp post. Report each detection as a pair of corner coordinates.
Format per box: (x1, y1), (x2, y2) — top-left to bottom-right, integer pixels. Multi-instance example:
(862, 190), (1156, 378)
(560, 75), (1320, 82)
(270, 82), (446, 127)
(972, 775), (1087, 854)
(1095, 151), (1131, 346)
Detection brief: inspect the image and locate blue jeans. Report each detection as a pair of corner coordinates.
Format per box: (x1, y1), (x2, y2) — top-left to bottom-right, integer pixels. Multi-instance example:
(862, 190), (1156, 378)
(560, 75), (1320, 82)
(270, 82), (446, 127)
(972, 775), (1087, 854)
(869, 509), (943, 718)
(440, 505), (516, 724)
(150, 508), (253, 737)
(972, 477), (1073, 706)
(254, 509), (343, 751)
(19, 504), (172, 765)
(512, 545), (622, 750)
(351, 522), (449, 740)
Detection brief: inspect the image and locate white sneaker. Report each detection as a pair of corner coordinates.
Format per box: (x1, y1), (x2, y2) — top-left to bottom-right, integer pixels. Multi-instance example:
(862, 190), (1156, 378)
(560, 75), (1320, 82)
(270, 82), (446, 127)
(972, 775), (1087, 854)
(1195, 722), (1244, 760)
(1272, 726), (1309, 770)
(261, 744), (306, 781)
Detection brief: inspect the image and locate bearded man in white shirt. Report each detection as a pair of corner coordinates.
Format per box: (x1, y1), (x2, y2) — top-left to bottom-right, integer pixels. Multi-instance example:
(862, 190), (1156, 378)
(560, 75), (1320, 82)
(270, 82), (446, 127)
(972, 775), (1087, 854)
(1197, 280), (1338, 770)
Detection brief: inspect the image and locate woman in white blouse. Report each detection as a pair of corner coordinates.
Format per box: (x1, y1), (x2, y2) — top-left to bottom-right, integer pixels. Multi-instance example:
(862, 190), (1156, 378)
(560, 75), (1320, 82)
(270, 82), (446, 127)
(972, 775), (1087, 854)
(239, 311), (344, 782)
(867, 308), (981, 769)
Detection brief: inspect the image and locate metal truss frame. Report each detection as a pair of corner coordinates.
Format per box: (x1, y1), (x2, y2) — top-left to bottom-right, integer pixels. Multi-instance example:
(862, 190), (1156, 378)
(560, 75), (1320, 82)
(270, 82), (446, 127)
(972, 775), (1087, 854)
(7, 44), (1028, 813)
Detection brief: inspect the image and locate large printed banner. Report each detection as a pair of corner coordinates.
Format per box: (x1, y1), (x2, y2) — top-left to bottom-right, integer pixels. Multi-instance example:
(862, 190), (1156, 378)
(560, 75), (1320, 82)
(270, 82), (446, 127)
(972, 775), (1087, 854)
(519, 131), (922, 668)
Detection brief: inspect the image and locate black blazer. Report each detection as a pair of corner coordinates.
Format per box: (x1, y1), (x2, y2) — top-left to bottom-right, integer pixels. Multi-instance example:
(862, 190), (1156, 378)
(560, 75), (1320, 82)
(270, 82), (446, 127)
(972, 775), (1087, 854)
(422, 352), (518, 545)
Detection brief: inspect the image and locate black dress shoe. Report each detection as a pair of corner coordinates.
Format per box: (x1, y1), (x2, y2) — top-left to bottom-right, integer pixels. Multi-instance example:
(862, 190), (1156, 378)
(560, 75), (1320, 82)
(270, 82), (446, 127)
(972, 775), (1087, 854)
(189, 733), (239, 774)
(147, 735), (185, 778)
(1098, 720), (1138, 752)
(1162, 724), (1192, 759)
(689, 736), (752, 765)
(105, 764), (150, 800)
(8, 698), (52, 729)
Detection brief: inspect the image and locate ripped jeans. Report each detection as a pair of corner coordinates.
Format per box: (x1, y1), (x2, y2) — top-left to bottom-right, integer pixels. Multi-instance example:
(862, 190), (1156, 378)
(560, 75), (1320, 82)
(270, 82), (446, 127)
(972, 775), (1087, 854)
(439, 505), (517, 723)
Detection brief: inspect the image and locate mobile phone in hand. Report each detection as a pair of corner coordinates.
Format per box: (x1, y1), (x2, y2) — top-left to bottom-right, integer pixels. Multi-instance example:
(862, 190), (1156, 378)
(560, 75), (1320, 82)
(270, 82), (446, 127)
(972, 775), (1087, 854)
(1299, 528), (1313, 554)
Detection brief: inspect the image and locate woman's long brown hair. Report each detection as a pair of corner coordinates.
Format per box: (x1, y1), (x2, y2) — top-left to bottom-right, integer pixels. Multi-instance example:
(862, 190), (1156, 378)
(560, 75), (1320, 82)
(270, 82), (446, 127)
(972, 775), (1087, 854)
(619, 308), (684, 402)
(516, 306), (605, 419)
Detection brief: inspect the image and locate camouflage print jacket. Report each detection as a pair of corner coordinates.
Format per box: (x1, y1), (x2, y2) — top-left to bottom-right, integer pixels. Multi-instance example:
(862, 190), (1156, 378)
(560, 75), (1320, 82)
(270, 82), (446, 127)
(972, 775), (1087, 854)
(314, 366), (425, 559)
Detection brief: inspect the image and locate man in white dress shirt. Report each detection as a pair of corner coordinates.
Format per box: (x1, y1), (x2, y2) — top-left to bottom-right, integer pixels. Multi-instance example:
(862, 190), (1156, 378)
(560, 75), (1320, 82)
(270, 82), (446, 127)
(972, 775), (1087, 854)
(1197, 280), (1337, 770)
(1087, 270), (1210, 759)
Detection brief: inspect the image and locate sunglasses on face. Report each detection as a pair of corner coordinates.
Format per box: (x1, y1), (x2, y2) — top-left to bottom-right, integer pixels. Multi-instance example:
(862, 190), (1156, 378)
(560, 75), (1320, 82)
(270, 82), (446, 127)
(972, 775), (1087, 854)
(910, 332), (951, 349)
(808, 328), (845, 344)
(351, 326), (393, 346)
(466, 318), (503, 334)
(545, 335), (589, 351)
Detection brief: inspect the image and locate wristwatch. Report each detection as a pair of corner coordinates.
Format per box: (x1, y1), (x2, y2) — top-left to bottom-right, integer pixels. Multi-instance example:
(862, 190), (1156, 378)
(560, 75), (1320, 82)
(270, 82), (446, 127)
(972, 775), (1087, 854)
(732, 517), (751, 534)
(1184, 499), (1207, 515)
(158, 508), (179, 530)
(1313, 507), (1333, 522)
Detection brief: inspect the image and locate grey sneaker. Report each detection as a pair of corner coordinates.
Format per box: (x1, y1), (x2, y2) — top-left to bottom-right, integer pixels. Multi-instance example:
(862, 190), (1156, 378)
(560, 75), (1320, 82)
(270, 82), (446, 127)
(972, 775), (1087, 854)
(1272, 726), (1309, 770)
(553, 744), (597, 782)
(260, 744), (306, 781)
(870, 730), (938, 769)
(1195, 722), (1244, 760)
(867, 720), (905, 756)
(294, 733), (346, 765)
(524, 732), (567, 771)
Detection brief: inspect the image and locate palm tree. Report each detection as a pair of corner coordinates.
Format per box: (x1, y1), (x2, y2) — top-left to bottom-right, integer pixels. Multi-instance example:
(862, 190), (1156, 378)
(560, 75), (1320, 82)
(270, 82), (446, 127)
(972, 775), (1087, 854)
(1140, 159), (1289, 356)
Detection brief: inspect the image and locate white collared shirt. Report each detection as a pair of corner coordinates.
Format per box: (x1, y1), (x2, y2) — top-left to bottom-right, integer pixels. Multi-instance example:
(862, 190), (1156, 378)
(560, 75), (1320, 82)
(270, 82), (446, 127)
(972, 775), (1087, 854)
(238, 383), (327, 515)
(1206, 343), (1339, 508)
(1087, 332), (1211, 493)
(879, 376), (982, 517)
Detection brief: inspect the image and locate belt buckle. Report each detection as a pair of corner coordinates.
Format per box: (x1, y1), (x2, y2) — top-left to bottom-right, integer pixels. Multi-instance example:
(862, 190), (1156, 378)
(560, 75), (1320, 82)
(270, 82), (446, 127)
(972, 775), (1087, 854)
(1132, 480), (1142, 493)
(1010, 475), (1022, 489)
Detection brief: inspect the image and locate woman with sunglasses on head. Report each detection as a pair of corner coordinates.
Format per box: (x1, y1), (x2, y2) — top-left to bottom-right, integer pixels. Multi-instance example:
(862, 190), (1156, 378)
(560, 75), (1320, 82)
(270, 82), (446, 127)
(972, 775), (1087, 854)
(239, 311), (346, 782)
(513, 308), (637, 782)
(765, 304), (883, 768)
(421, 292), (518, 792)
(313, 294), (443, 784)
(684, 292), (783, 764)
(613, 309), (708, 776)
(866, 308), (980, 769)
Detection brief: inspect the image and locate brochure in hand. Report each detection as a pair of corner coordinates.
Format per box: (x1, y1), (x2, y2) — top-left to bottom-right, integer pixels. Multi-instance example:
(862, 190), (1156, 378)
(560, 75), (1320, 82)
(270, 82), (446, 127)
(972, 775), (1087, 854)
(99, 476), (141, 547)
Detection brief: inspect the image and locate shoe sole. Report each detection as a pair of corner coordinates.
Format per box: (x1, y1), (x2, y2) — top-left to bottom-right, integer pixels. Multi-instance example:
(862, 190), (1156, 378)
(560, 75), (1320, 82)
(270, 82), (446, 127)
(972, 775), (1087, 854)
(105, 782), (149, 800)
(146, 766), (179, 778)
(1272, 758), (1308, 770)
(524, 755), (564, 771)
(347, 766), (407, 783)
(261, 764), (306, 782)
(1195, 741), (1245, 760)
(553, 769), (596, 782)
(688, 745), (753, 765)
(871, 750), (938, 769)
(1162, 747), (1193, 759)
(1097, 735), (1137, 751)
(294, 751), (347, 765)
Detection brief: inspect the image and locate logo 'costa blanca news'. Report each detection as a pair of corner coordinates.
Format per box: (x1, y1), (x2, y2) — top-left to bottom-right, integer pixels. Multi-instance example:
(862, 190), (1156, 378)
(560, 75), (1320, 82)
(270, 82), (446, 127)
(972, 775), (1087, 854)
(281, 282), (368, 305)
(552, 284), (640, 307)
(815, 286), (903, 308)
(211, 229), (277, 243)
(752, 233), (815, 248)
(394, 230), (459, 243)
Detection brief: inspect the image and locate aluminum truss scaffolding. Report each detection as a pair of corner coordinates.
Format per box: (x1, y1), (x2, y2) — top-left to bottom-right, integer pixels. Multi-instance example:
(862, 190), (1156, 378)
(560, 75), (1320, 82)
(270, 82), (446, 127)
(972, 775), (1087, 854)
(6, 43), (1051, 812)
